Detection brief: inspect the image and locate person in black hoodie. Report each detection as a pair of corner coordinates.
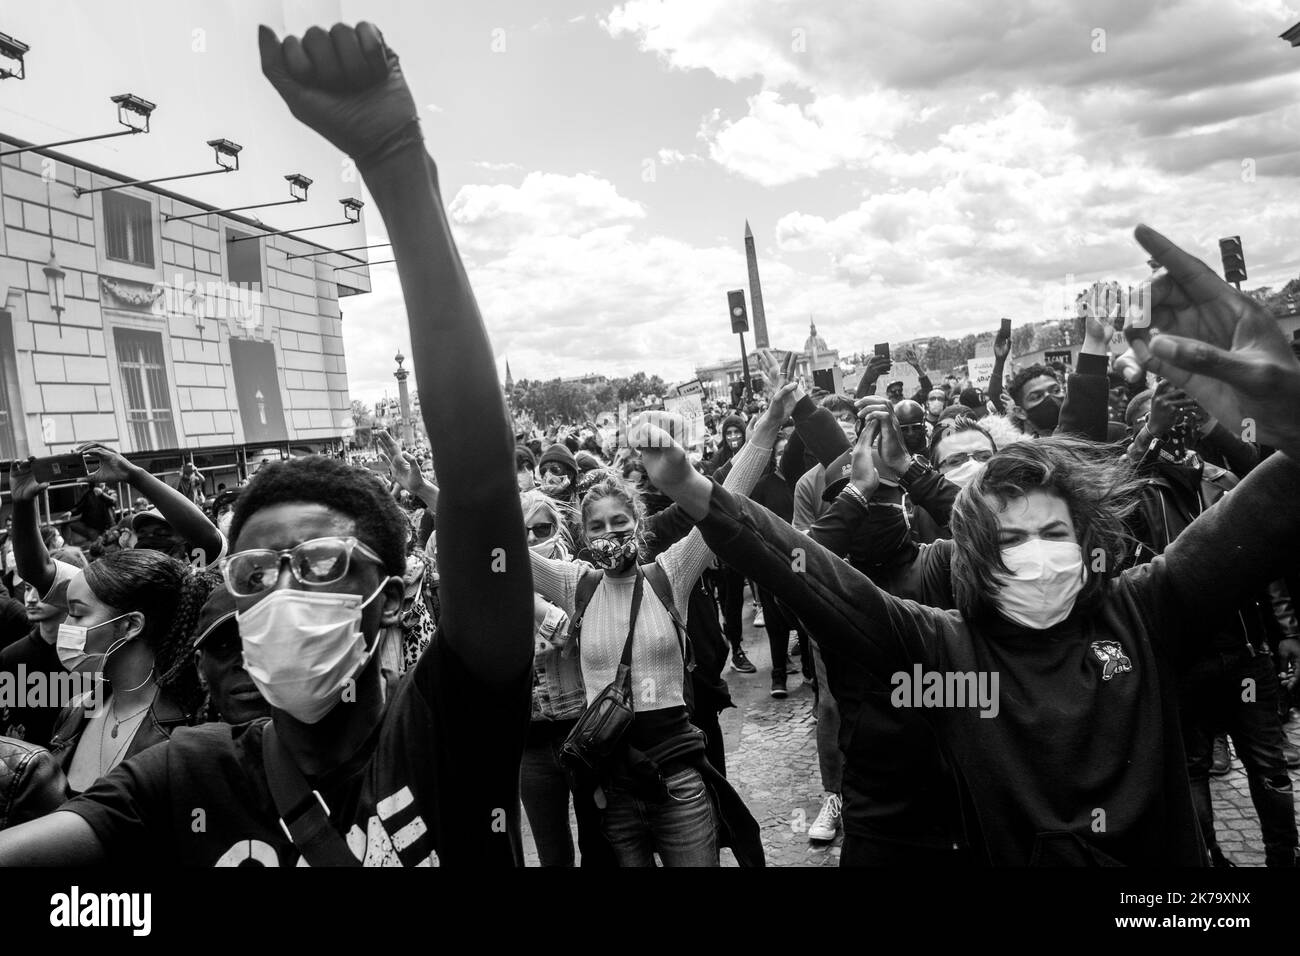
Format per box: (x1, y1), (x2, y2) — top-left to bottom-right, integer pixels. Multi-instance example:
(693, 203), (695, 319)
(633, 223), (1300, 865)
(705, 413), (758, 673)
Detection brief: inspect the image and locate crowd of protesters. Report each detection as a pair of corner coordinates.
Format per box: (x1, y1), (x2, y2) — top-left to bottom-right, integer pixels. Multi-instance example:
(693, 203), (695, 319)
(0, 21), (1298, 868)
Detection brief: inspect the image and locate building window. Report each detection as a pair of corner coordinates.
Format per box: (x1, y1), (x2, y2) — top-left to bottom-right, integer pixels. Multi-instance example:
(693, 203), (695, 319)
(114, 328), (177, 451)
(103, 192), (156, 268)
(226, 228), (263, 290)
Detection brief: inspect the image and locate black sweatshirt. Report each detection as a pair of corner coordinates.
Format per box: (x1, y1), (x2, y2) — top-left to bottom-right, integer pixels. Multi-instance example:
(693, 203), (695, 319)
(691, 452), (1300, 864)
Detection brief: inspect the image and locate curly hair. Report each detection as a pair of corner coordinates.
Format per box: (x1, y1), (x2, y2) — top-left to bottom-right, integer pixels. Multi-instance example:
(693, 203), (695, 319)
(82, 550), (218, 716)
(579, 472), (654, 558)
(1006, 363), (1061, 407)
(948, 437), (1142, 620)
(229, 455), (408, 577)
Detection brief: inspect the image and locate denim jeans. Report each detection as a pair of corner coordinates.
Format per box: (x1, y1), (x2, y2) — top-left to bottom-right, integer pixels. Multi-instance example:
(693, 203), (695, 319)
(520, 721), (616, 867)
(809, 638), (843, 793)
(1182, 649), (1298, 866)
(601, 766), (719, 866)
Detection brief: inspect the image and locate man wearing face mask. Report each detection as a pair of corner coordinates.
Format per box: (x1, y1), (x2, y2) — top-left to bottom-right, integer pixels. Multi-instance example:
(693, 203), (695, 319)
(636, 223), (1300, 865)
(925, 389), (948, 427)
(0, 22), (533, 867)
(1004, 312), (1113, 442)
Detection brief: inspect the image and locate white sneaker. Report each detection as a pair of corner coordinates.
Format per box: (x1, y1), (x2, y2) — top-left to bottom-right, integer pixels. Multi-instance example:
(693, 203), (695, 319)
(808, 793), (841, 842)
(753, 607), (765, 628)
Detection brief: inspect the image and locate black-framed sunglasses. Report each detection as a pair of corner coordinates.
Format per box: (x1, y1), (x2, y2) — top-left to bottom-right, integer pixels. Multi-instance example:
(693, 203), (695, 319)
(220, 536), (385, 597)
(526, 522), (555, 540)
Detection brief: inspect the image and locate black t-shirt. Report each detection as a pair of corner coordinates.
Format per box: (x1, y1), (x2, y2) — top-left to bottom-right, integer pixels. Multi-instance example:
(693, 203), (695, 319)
(0, 597), (29, 652)
(63, 630), (531, 866)
(0, 630), (64, 747)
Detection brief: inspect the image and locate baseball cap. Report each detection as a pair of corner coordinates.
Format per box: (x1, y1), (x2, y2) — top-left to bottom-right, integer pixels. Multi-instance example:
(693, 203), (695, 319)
(131, 508), (171, 532)
(193, 585), (237, 649)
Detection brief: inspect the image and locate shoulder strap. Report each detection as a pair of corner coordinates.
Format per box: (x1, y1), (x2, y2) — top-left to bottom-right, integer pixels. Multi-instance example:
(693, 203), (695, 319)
(642, 561), (695, 672)
(568, 568), (605, 645)
(261, 723), (360, 867)
(619, 569), (646, 669)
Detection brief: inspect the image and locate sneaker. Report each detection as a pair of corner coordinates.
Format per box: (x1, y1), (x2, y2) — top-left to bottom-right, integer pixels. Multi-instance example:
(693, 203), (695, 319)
(788, 634), (801, 658)
(770, 670), (788, 699)
(808, 793), (841, 842)
(1284, 740), (1300, 769)
(731, 646), (756, 674)
(753, 607), (765, 628)
(1210, 735), (1232, 776)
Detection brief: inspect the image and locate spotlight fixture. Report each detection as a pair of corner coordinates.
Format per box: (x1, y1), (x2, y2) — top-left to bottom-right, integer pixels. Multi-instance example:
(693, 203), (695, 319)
(228, 197), (365, 243)
(165, 172), (311, 222)
(0, 93), (155, 157)
(74, 138), (241, 197)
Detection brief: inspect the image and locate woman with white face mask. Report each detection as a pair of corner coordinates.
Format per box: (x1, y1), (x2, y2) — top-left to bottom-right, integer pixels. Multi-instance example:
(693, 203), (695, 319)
(47, 551), (214, 795)
(527, 388), (796, 867)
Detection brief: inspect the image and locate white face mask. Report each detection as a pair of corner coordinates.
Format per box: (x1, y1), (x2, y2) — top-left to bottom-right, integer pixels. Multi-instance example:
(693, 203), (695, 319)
(943, 458), (984, 489)
(237, 581), (392, 725)
(57, 614), (133, 674)
(839, 421), (857, 443)
(994, 539), (1085, 630)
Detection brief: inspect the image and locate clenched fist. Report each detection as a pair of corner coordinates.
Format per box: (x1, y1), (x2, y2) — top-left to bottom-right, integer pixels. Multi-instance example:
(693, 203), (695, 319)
(259, 22), (422, 169)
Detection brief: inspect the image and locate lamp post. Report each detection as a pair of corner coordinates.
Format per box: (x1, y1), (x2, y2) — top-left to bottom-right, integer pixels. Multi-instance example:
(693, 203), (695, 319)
(394, 352), (412, 445)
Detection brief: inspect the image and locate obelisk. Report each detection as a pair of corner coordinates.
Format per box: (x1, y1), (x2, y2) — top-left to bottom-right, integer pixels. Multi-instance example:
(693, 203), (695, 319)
(744, 220), (770, 349)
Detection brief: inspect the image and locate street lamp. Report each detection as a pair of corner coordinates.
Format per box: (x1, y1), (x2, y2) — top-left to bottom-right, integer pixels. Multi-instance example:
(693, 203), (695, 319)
(165, 172), (312, 222)
(74, 138), (241, 197)
(0, 32), (29, 80)
(0, 93), (155, 157)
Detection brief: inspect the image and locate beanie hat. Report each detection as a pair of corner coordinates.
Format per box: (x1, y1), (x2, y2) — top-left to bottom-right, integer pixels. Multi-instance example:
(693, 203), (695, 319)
(538, 443), (578, 483)
(515, 444), (537, 472)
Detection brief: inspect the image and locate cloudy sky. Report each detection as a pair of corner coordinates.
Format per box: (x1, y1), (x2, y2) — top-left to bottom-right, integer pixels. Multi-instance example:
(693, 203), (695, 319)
(6, 0), (1300, 405)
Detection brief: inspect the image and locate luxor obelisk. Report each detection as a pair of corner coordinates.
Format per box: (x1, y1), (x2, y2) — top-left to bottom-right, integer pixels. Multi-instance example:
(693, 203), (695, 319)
(744, 220), (770, 350)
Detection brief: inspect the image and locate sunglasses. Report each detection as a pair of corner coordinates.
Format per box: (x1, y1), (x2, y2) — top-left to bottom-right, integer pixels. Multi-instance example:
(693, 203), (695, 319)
(220, 536), (384, 598)
(526, 522), (555, 540)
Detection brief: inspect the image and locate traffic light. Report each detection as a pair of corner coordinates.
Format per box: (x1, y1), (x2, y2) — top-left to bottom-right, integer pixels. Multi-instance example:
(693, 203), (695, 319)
(1218, 236), (1247, 285)
(727, 289), (749, 334)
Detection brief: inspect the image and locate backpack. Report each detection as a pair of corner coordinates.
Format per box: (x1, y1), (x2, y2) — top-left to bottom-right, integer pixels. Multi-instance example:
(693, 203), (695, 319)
(568, 563), (697, 713)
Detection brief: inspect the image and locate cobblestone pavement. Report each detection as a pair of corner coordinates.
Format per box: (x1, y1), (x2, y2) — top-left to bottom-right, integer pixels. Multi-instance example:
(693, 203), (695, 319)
(523, 614), (1300, 866)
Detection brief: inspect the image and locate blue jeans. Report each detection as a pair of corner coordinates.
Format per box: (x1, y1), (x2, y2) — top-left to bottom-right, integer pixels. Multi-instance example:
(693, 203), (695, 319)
(601, 766), (719, 866)
(520, 721), (616, 867)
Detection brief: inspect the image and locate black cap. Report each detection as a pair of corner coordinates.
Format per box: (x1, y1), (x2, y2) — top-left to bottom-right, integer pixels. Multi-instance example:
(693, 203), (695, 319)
(193, 585), (237, 649)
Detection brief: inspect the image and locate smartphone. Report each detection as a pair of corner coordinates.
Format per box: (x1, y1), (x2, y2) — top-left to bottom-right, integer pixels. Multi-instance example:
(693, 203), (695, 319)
(874, 342), (890, 361)
(999, 318), (1012, 339)
(31, 453), (95, 484)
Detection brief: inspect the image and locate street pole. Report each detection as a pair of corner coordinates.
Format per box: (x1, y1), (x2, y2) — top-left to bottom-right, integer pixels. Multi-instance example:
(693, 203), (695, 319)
(738, 330), (751, 406)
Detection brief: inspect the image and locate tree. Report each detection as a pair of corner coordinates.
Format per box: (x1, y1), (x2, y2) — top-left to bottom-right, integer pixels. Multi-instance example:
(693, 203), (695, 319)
(350, 399), (374, 446)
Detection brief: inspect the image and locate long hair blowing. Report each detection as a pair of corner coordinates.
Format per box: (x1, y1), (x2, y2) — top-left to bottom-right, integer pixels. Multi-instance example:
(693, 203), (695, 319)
(520, 489), (575, 557)
(83, 550), (218, 716)
(949, 437), (1142, 619)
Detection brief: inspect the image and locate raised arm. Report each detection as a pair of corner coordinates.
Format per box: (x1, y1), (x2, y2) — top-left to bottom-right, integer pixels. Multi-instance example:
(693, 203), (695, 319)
(260, 23), (531, 683)
(76, 443), (224, 564)
(7, 461), (57, 597)
(632, 417), (946, 677)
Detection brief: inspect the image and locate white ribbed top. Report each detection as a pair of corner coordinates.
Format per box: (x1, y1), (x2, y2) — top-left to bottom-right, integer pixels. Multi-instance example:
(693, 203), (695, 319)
(530, 438), (771, 710)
